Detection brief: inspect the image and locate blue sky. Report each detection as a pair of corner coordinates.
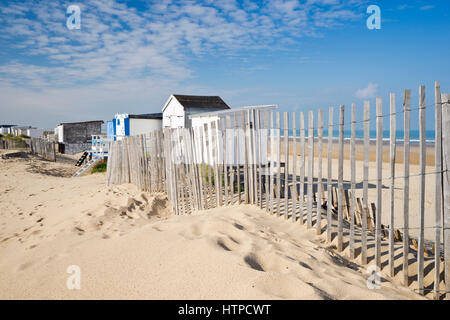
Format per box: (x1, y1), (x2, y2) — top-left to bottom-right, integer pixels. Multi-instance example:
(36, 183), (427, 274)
(0, 0), (449, 129)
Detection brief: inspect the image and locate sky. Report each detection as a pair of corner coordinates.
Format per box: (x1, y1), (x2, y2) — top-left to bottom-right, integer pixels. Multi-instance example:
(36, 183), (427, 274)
(0, 0), (449, 130)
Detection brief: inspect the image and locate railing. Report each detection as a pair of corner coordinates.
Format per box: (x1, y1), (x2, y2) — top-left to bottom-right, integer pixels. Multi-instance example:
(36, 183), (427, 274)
(91, 135), (109, 159)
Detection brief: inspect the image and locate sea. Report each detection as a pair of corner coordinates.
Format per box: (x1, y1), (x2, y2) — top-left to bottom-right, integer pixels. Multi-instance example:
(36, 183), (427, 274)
(278, 129), (436, 146)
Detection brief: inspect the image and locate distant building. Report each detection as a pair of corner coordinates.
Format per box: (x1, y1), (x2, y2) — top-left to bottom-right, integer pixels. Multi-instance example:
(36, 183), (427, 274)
(55, 120), (104, 154)
(108, 113), (163, 141)
(7, 126), (32, 136)
(42, 130), (56, 141)
(0, 125), (16, 135)
(1, 125), (43, 140)
(162, 95), (230, 128)
(25, 128), (45, 139)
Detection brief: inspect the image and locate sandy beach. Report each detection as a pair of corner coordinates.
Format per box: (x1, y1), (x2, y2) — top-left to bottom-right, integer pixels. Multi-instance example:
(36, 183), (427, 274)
(0, 150), (427, 300)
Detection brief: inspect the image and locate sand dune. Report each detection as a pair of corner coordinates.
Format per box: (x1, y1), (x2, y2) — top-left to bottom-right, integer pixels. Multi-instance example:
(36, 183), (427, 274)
(0, 151), (424, 299)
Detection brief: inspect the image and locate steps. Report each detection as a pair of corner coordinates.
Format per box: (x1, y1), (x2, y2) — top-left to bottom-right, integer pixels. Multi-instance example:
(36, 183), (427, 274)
(72, 158), (100, 177)
(75, 152), (89, 167)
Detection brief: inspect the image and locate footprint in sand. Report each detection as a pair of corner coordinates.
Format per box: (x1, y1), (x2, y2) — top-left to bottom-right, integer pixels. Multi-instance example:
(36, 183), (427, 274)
(18, 261), (33, 271)
(30, 230), (42, 236)
(306, 282), (334, 300)
(215, 236), (241, 252)
(74, 227), (85, 236)
(233, 223), (245, 231)
(299, 261), (313, 270)
(179, 223), (204, 240)
(243, 253), (265, 272)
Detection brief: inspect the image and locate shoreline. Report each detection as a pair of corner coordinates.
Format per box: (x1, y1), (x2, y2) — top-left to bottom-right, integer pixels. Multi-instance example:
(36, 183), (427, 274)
(279, 137), (436, 166)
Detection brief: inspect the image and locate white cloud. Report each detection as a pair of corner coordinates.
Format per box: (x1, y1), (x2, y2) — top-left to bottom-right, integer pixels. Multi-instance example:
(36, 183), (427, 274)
(0, 0), (368, 88)
(354, 83), (379, 99)
(0, 0), (369, 127)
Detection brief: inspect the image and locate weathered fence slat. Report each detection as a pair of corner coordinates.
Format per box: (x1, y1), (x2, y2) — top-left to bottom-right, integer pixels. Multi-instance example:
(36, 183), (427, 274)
(350, 104), (356, 259)
(257, 110), (263, 209)
(223, 118), (229, 206)
(434, 82), (442, 299)
(248, 110), (254, 205)
(263, 111), (270, 212)
(317, 109), (323, 235)
(307, 111), (314, 229)
(292, 112), (297, 222)
(362, 101), (370, 265)
(403, 90), (411, 285)
(253, 110), (259, 205)
(269, 112), (275, 214)
(299, 112), (306, 224)
(327, 107), (333, 241)
(389, 93), (397, 277)
(284, 112), (289, 220)
(235, 113), (241, 205)
(375, 98), (383, 267)
(418, 86), (426, 295)
(441, 93), (450, 300)
(227, 116), (234, 206)
(337, 105), (344, 252)
(276, 112), (282, 216)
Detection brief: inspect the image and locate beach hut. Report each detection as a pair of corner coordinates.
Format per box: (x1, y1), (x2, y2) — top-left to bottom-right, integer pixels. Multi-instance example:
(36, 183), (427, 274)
(0, 125), (16, 135)
(162, 94), (230, 128)
(7, 126), (32, 136)
(110, 113), (163, 141)
(25, 128), (45, 139)
(55, 120), (104, 154)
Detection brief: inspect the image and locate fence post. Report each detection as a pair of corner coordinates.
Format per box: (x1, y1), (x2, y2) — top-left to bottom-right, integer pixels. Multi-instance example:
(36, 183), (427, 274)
(269, 112), (275, 214)
(276, 112), (282, 215)
(337, 105), (344, 252)
(284, 112), (289, 219)
(292, 112), (297, 222)
(441, 93), (450, 300)
(375, 98), (383, 268)
(402, 90), (411, 285)
(299, 112), (306, 224)
(317, 109), (323, 235)
(418, 85), (426, 295)
(307, 111), (314, 228)
(434, 82), (442, 299)
(349, 104), (356, 259)
(327, 107), (334, 242)
(389, 93), (397, 277)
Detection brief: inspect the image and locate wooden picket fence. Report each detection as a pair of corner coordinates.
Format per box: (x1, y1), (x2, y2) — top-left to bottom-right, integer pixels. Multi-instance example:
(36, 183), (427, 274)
(0, 138), (29, 150)
(106, 133), (165, 192)
(30, 138), (56, 161)
(106, 82), (450, 299)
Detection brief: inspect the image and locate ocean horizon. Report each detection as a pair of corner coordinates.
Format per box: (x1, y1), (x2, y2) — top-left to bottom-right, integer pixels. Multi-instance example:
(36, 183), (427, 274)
(279, 129), (436, 145)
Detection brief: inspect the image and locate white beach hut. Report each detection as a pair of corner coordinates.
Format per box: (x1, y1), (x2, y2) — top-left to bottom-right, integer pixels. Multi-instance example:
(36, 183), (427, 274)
(162, 94), (230, 129)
